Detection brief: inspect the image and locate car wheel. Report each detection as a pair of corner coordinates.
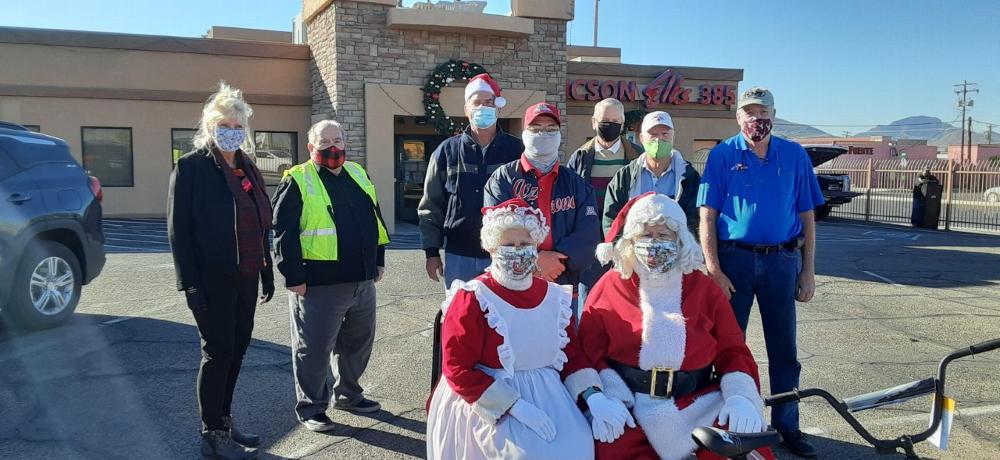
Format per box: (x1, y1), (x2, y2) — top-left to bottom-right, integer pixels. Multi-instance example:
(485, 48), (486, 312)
(987, 192), (1000, 203)
(814, 204), (832, 221)
(5, 241), (81, 330)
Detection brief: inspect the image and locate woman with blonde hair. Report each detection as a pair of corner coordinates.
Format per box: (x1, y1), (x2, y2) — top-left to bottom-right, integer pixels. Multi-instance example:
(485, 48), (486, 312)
(168, 81), (274, 460)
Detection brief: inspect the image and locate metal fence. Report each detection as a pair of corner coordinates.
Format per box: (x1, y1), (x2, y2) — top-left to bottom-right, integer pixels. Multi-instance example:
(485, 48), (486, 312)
(688, 157), (1000, 232)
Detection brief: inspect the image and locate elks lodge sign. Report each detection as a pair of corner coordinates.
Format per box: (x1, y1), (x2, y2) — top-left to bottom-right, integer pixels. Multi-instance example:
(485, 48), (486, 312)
(566, 68), (737, 108)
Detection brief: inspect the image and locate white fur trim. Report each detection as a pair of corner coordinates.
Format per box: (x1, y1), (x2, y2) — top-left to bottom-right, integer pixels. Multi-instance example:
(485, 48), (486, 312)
(465, 78), (495, 101)
(720, 371), (764, 414)
(563, 368), (602, 400)
(633, 391), (724, 460)
(494, 96), (507, 108)
(598, 368), (635, 408)
(637, 271), (686, 370)
(595, 241), (616, 266)
(470, 378), (520, 425)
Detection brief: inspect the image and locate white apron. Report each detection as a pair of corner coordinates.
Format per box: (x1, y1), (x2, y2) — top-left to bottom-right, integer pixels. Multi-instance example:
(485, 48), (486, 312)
(427, 280), (594, 460)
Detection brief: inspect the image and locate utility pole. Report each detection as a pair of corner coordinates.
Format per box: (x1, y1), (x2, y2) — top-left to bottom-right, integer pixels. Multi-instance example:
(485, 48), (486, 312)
(954, 80), (978, 163)
(987, 123), (994, 144)
(841, 130), (851, 138)
(593, 0), (599, 46)
(968, 116), (973, 163)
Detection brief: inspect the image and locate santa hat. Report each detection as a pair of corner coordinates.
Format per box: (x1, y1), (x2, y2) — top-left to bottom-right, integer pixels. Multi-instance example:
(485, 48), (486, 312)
(596, 192), (688, 264)
(465, 73), (506, 108)
(480, 198), (549, 252)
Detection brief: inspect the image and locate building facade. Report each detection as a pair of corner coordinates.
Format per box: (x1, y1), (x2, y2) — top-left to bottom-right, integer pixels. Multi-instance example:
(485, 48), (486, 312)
(0, 0), (745, 232)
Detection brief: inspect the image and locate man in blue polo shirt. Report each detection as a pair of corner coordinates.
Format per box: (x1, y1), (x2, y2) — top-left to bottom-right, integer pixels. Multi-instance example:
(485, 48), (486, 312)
(697, 87), (824, 458)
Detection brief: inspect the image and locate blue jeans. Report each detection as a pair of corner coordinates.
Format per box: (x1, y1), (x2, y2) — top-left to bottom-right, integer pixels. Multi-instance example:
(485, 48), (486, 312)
(443, 252), (491, 286)
(718, 242), (802, 432)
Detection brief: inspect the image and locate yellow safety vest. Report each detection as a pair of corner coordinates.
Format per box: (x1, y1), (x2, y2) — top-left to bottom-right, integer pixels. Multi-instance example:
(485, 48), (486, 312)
(284, 160), (389, 261)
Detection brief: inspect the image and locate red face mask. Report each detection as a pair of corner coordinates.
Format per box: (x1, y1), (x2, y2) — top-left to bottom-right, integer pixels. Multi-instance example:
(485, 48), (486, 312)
(741, 118), (773, 142)
(312, 145), (346, 169)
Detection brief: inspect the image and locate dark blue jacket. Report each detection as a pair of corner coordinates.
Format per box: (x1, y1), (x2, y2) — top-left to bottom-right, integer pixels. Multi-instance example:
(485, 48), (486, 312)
(483, 158), (601, 286)
(418, 128), (523, 258)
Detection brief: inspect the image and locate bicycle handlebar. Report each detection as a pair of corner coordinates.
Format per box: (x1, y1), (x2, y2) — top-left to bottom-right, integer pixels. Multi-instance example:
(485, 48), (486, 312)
(969, 337), (1000, 355)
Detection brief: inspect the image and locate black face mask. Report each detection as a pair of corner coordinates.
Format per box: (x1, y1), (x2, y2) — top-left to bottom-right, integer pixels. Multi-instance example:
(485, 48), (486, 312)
(597, 121), (623, 142)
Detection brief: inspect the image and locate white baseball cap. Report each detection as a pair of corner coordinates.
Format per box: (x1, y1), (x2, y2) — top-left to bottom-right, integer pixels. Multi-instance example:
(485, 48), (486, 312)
(641, 111), (674, 133)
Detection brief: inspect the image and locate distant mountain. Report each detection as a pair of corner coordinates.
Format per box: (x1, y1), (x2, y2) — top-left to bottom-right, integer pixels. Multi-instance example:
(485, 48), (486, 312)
(854, 116), (959, 140)
(773, 118), (832, 138)
(926, 127), (987, 148)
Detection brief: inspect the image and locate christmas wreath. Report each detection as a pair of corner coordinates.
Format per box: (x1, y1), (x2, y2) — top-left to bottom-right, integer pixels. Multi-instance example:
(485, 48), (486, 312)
(422, 59), (488, 136)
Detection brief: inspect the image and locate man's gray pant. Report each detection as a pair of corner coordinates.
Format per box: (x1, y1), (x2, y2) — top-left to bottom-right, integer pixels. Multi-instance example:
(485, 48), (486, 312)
(289, 280), (376, 421)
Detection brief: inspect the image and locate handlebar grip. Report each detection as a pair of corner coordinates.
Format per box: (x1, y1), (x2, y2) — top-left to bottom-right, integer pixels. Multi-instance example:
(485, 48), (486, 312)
(765, 390), (801, 406)
(969, 337), (1000, 355)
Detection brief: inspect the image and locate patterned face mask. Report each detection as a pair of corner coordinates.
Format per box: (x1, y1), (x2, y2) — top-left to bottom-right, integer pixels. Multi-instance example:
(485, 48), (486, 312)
(312, 145), (346, 169)
(492, 245), (538, 281)
(741, 117), (773, 142)
(214, 127), (246, 152)
(634, 238), (679, 274)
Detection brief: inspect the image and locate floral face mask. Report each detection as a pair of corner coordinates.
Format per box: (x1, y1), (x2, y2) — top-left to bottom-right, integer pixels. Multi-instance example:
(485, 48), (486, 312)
(634, 238), (679, 274)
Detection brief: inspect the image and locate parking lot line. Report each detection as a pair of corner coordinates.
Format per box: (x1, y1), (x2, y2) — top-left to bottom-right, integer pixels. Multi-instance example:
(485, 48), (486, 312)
(862, 270), (904, 287)
(802, 403), (1000, 436)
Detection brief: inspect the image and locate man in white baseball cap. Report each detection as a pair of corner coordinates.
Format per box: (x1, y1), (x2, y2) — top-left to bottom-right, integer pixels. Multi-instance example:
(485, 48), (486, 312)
(602, 110), (701, 237)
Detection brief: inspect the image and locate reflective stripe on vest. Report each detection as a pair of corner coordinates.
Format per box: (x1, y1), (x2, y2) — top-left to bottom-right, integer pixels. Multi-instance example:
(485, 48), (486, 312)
(285, 160), (389, 261)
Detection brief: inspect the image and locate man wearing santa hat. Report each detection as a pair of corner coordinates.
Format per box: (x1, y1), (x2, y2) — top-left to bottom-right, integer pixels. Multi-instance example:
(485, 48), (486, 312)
(418, 73), (524, 286)
(483, 102), (601, 288)
(575, 192), (775, 460)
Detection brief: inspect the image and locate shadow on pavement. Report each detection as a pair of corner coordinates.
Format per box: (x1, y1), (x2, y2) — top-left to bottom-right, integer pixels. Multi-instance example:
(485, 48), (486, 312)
(0, 313), (426, 459)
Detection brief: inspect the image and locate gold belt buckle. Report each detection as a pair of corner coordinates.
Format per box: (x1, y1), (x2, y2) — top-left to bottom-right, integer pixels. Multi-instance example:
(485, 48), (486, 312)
(650, 367), (675, 399)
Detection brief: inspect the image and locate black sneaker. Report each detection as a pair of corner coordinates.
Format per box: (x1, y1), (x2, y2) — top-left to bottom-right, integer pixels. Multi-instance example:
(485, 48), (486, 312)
(200, 429), (258, 460)
(779, 430), (818, 458)
(301, 413), (337, 432)
(222, 415), (260, 447)
(334, 397), (381, 414)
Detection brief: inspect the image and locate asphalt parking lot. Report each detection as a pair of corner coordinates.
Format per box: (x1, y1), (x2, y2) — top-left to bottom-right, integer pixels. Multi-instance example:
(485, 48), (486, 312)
(1, 218), (998, 459)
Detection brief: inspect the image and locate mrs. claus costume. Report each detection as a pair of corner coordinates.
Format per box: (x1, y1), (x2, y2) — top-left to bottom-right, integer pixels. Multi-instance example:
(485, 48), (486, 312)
(427, 199), (628, 460)
(576, 193), (775, 460)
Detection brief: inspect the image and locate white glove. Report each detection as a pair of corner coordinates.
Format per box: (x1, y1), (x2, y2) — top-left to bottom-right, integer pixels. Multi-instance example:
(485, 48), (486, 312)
(717, 395), (764, 433)
(509, 399), (557, 442)
(586, 391), (636, 443)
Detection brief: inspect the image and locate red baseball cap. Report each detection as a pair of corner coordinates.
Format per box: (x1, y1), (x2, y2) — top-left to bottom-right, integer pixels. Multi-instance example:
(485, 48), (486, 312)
(523, 102), (561, 126)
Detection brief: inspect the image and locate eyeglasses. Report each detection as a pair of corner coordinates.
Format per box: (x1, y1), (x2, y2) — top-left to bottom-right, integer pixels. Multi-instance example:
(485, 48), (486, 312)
(524, 126), (560, 134)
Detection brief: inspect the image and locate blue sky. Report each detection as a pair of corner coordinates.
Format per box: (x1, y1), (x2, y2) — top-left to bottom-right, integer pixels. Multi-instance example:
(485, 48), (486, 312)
(4, 0), (998, 135)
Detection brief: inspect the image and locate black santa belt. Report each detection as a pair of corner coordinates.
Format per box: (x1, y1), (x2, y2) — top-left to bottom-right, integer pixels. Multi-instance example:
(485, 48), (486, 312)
(608, 360), (714, 400)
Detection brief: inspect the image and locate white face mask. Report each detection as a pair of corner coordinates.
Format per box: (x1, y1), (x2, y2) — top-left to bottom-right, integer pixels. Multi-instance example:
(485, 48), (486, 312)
(523, 130), (561, 172)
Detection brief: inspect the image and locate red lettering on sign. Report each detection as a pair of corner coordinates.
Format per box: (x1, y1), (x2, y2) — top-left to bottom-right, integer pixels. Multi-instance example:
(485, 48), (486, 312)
(599, 80), (617, 100)
(621, 80), (638, 102)
(586, 80), (600, 101)
(567, 79), (588, 100)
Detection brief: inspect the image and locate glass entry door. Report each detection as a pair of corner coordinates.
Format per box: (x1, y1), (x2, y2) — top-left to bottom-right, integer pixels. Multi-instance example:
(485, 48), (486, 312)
(395, 135), (447, 223)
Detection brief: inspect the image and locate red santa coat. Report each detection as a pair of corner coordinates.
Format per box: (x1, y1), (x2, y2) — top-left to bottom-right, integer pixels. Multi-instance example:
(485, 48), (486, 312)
(440, 273), (599, 415)
(577, 269), (774, 460)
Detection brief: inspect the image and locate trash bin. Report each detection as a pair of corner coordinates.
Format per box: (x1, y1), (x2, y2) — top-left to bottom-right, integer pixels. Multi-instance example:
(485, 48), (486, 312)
(911, 172), (942, 229)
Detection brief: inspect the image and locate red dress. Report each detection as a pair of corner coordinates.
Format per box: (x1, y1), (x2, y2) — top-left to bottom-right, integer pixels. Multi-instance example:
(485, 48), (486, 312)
(577, 269), (776, 460)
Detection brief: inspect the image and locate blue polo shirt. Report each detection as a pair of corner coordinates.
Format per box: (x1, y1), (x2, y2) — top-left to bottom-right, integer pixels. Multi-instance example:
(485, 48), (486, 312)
(697, 133), (825, 245)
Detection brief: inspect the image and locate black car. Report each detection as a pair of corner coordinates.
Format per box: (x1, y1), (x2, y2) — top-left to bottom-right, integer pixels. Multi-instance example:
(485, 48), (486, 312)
(0, 121), (105, 330)
(803, 145), (862, 220)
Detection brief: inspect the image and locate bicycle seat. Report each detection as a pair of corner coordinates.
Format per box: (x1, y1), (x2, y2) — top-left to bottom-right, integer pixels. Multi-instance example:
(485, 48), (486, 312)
(691, 427), (782, 457)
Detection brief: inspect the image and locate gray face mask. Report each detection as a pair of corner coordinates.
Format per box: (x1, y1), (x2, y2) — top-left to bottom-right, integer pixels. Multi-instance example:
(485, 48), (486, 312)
(523, 131), (561, 173)
(634, 238), (679, 274)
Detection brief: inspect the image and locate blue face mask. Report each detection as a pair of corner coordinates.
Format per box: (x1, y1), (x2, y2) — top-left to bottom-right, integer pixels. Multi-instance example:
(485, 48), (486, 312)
(214, 127), (246, 152)
(470, 106), (498, 129)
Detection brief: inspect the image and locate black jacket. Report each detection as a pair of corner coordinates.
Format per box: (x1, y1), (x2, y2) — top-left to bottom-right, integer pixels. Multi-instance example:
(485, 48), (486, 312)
(271, 165), (387, 287)
(603, 154), (702, 237)
(417, 127), (523, 258)
(168, 149), (273, 291)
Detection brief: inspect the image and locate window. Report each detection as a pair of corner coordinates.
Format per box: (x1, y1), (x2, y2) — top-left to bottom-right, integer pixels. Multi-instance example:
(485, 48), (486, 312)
(23, 125), (40, 133)
(82, 127), (133, 187)
(253, 131), (298, 185)
(171, 129), (196, 166)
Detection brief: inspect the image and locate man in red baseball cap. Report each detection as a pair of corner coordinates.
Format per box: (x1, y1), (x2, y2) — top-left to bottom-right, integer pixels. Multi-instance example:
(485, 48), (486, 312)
(483, 102), (600, 289)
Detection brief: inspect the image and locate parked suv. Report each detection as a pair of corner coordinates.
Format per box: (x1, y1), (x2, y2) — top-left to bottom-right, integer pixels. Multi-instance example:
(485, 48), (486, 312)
(803, 145), (862, 220)
(0, 121), (105, 330)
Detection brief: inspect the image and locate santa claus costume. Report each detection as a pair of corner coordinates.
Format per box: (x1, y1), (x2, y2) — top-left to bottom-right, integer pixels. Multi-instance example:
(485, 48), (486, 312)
(576, 193), (775, 460)
(427, 199), (631, 460)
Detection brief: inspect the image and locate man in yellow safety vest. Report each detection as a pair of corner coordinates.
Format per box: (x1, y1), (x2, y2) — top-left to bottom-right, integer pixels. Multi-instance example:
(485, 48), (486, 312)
(271, 119), (389, 432)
